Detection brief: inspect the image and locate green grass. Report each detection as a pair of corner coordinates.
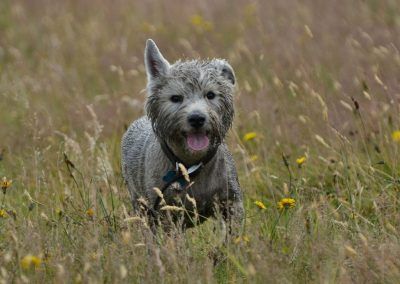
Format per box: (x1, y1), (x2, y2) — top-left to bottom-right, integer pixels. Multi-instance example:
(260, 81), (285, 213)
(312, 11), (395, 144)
(0, 0), (400, 282)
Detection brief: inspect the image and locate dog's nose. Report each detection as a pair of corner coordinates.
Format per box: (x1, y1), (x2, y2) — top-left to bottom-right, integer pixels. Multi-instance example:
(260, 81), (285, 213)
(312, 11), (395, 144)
(188, 113), (206, 129)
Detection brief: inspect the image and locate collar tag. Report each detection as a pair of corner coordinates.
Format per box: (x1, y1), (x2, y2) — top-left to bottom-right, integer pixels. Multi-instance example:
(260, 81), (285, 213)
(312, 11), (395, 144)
(162, 162), (204, 188)
(187, 163), (203, 175)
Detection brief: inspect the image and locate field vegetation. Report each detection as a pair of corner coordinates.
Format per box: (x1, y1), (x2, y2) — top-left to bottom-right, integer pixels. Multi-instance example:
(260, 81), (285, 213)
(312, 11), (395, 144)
(0, 0), (400, 282)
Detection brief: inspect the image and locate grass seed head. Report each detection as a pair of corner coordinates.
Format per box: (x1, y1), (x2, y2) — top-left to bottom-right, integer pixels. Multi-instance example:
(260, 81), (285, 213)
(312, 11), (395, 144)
(160, 205), (185, 212)
(152, 188), (166, 206)
(178, 163), (190, 183)
(344, 245), (357, 258)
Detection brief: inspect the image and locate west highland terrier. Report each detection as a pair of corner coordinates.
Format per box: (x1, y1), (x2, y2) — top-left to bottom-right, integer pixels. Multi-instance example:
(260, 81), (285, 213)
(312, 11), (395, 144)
(121, 39), (243, 231)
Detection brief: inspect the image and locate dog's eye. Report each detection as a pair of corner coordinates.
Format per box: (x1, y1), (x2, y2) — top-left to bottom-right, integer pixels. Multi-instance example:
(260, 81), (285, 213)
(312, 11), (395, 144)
(206, 91), (216, 100)
(170, 95), (183, 103)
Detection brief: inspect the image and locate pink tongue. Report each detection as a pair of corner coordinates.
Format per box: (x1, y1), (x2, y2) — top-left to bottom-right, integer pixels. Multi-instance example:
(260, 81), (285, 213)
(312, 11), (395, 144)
(187, 134), (209, 151)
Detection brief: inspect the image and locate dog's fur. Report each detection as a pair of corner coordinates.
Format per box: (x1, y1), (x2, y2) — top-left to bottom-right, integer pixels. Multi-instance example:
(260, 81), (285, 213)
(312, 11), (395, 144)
(121, 39), (243, 229)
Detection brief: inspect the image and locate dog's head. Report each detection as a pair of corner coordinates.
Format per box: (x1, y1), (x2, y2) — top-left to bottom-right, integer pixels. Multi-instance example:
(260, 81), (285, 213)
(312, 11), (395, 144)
(144, 39), (236, 165)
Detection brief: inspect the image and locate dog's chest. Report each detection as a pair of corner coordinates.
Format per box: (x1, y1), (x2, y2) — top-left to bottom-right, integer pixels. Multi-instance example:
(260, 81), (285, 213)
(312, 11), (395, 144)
(161, 161), (228, 215)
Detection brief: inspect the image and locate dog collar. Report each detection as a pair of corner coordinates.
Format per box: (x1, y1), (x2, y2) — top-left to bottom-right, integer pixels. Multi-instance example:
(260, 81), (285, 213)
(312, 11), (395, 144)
(159, 139), (218, 187)
(149, 139), (219, 216)
(162, 162), (203, 187)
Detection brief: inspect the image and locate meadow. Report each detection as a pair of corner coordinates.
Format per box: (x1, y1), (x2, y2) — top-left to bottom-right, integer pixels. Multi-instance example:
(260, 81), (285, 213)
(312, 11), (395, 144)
(0, 0), (400, 282)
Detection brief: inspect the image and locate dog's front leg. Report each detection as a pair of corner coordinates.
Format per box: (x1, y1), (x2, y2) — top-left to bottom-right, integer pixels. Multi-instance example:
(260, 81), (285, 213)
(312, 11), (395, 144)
(221, 197), (244, 239)
(210, 198), (244, 265)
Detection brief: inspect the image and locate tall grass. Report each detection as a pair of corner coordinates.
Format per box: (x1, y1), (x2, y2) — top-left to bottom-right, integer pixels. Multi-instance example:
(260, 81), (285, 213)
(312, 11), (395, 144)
(0, 0), (399, 282)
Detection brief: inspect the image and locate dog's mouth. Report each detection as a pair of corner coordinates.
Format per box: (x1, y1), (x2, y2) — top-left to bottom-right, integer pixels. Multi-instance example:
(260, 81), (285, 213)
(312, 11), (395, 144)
(185, 132), (209, 152)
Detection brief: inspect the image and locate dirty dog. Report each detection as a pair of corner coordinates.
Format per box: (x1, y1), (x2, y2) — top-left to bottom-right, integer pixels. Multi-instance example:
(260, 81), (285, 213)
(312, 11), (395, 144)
(121, 39), (243, 230)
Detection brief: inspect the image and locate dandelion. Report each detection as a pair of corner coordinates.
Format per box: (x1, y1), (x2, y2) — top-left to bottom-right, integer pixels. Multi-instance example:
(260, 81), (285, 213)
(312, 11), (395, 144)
(243, 132), (257, 141)
(234, 235), (250, 244)
(1, 177), (12, 194)
(0, 209), (8, 218)
(296, 156), (306, 167)
(249, 155), (258, 162)
(190, 15), (213, 32)
(392, 130), (400, 142)
(140, 22), (157, 33)
(20, 254), (42, 270)
(277, 198), (296, 210)
(55, 208), (63, 217)
(254, 200), (266, 210)
(86, 208), (94, 218)
(190, 15), (203, 26)
(90, 252), (99, 261)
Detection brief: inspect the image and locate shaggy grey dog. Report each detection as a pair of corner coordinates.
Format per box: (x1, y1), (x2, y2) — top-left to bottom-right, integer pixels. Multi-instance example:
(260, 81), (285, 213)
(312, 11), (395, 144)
(121, 39), (243, 229)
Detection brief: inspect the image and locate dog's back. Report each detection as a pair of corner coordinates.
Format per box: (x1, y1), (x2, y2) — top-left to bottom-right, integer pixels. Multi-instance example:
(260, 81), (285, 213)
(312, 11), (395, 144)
(121, 117), (154, 202)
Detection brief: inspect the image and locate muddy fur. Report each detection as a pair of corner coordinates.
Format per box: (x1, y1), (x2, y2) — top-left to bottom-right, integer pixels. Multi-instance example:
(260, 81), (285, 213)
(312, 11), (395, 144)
(121, 39), (243, 229)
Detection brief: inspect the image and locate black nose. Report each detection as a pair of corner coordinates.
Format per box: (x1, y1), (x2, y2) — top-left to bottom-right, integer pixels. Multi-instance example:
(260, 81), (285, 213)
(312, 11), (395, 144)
(188, 113), (206, 129)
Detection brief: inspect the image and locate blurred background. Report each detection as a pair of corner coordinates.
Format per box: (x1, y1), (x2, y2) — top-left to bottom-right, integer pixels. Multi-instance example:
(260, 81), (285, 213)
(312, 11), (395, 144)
(0, 0), (400, 282)
(1, 0), (399, 152)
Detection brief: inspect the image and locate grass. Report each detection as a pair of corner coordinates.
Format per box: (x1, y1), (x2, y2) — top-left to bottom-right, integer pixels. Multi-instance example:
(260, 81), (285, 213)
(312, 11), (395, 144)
(0, 0), (400, 282)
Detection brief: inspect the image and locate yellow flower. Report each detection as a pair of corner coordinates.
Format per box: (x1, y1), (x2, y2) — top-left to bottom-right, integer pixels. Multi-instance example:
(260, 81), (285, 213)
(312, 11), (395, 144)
(392, 130), (400, 142)
(277, 198), (296, 210)
(190, 15), (213, 32)
(0, 209), (7, 218)
(55, 208), (63, 217)
(1, 177), (12, 193)
(243, 132), (257, 141)
(249, 155), (258, 162)
(254, 200), (266, 210)
(296, 156), (306, 167)
(234, 235), (250, 244)
(86, 208), (94, 218)
(20, 254), (42, 270)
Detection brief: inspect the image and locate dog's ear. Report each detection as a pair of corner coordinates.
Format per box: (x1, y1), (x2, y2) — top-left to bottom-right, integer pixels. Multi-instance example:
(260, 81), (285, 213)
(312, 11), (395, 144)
(217, 60), (235, 85)
(144, 39), (170, 80)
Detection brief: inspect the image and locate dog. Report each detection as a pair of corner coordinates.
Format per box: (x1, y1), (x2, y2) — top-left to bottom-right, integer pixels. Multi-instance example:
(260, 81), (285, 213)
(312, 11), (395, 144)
(121, 39), (243, 230)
